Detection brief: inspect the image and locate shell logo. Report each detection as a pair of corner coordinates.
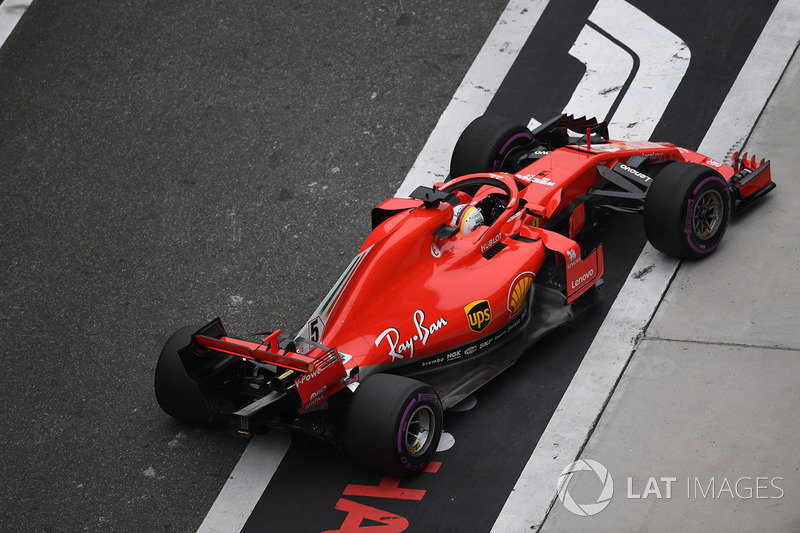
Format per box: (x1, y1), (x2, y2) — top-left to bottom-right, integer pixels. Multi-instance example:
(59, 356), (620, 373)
(507, 272), (534, 317)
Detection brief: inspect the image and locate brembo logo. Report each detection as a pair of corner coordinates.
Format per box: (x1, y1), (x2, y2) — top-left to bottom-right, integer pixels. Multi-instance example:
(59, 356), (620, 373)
(464, 300), (492, 333)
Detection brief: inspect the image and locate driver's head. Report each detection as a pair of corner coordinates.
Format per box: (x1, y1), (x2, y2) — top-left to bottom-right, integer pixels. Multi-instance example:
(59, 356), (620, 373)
(451, 204), (484, 235)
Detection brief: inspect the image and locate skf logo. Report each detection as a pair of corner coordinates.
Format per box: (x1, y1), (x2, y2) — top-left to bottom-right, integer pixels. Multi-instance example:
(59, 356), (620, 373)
(464, 300), (492, 333)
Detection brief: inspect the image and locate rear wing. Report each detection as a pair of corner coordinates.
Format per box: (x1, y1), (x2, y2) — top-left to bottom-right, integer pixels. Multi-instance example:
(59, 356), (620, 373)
(188, 318), (348, 412)
(189, 318), (344, 376)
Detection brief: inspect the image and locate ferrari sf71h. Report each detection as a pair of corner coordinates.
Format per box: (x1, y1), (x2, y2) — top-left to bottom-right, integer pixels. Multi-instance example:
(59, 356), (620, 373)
(155, 114), (774, 475)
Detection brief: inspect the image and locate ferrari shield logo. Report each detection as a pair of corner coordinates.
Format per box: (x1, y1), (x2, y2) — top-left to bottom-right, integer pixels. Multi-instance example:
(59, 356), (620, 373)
(464, 300), (492, 333)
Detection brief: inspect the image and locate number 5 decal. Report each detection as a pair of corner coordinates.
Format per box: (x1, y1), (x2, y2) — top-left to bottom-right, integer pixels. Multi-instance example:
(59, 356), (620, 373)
(309, 317), (323, 343)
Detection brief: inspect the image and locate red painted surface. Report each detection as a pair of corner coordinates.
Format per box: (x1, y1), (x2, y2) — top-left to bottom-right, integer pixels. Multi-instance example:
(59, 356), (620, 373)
(326, 462), (444, 532)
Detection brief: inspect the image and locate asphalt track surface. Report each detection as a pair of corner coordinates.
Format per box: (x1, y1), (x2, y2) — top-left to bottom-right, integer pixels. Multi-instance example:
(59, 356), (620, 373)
(0, 1), (781, 532)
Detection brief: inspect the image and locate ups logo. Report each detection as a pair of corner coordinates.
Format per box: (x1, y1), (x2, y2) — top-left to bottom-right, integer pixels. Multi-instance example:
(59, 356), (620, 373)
(464, 300), (492, 333)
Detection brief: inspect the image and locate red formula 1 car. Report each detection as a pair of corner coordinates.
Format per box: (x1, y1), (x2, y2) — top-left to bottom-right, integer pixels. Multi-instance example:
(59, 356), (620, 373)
(155, 114), (774, 476)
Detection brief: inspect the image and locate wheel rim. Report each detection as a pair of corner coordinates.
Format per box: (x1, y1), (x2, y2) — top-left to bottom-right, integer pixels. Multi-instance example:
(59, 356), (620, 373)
(404, 405), (434, 457)
(691, 189), (723, 240)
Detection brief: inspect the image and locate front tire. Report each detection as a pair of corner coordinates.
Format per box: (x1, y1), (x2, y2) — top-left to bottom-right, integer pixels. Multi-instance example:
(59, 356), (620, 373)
(343, 374), (443, 477)
(644, 162), (731, 259)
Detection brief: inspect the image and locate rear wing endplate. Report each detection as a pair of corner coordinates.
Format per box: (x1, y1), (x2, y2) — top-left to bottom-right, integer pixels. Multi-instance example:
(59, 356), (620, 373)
(191, 318), (318, 373)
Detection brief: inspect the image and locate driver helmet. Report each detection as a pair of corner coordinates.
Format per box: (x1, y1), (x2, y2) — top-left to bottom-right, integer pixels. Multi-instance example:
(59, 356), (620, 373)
(451, 204), (484, 235)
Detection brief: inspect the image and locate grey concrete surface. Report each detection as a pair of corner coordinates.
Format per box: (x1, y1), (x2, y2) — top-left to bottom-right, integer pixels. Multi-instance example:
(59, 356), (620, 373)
(542, 341), (800, 533)
(648, 71), (800, 351)
(542, 44), (800, 533)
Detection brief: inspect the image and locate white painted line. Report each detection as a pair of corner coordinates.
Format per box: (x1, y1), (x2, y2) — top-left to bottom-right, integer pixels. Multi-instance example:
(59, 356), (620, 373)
(394, 0), (549, 197)
(490, 2), (800, 531)
(197, 2), (548, 531)
(563, 24), (634, 124)
(588, 0), (690, 140)
(694, 1), (800, 160)
(491, 245), (678, 532)
(0, 0), (31, 49)
(533, 0), (689, 140)
(526, 117), (542, 131)
(197, 430), (291, 533)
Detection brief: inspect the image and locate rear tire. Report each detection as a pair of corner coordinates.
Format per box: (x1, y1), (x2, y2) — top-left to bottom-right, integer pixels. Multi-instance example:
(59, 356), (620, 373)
(644, 162), (731, 259)
(154, 326), (220, 426)
(343, 374), (443, 477)
(450, 115), (532, 179)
